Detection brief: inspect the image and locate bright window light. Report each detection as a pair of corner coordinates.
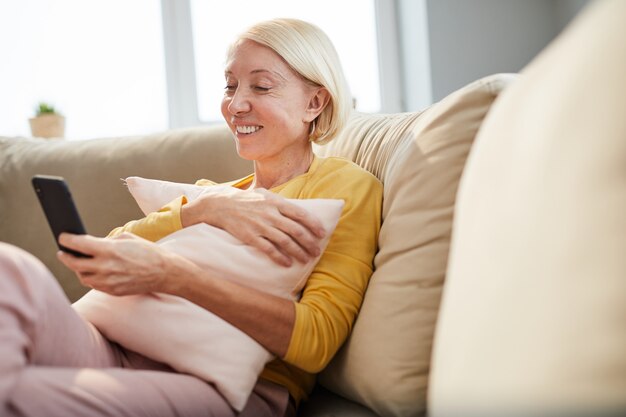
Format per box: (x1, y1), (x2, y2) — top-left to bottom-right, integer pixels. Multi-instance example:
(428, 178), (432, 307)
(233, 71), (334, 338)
(190, 0), (380, 123)
(0, 0), (168, 139)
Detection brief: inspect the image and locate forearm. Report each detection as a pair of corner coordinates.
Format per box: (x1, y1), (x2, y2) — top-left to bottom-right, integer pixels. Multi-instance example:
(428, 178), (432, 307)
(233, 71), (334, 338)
(108, 196), (186, 242)
(165, 258), (296, 358)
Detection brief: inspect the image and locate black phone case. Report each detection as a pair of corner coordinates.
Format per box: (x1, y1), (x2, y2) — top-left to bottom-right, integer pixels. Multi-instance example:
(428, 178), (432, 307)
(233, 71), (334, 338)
(32, 175), (90, 258)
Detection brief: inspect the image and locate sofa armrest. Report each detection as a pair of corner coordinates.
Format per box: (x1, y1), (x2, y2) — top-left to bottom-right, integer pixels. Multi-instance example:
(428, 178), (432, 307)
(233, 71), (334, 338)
(0, 124), (252, 301)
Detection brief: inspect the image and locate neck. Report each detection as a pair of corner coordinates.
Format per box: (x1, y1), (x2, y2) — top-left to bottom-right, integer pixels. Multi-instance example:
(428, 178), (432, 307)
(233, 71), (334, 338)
(251, 147), (314, 190)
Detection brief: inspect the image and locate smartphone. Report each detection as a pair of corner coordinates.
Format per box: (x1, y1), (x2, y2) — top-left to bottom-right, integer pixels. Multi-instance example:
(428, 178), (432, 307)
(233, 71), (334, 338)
(32, 175), (91, 258)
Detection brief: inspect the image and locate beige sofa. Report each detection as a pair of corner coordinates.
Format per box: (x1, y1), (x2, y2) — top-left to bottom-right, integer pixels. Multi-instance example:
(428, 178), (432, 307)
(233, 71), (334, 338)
(1, 1), (625, 416)
(0, 71), (506, 416)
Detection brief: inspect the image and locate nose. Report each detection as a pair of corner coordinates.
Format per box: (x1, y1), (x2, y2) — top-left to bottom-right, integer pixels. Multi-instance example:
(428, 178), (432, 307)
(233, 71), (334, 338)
(226, 87), (251, 115)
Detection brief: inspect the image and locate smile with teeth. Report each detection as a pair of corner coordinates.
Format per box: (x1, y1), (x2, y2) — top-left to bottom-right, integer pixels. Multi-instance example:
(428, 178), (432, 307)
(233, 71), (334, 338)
(236, 125), (262, 134)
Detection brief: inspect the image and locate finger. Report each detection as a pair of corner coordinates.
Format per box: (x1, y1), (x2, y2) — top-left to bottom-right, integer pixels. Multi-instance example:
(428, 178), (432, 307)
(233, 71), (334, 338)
(264, 221), (320, 263)
(81, 275), (123, 295)
(250, 236), (292, 267)
(76, 271), (99, 289)
(56, 250), (99, 274)
(275, 200), (326, 238)
(232, 215), (306, 262)
(58, 233), (108, 256)
(266, 210), (321, 258)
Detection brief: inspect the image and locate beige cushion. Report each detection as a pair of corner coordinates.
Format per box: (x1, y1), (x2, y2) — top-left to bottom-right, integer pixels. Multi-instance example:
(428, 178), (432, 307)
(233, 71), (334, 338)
(314, 73), (515, 417)
(429, 1), (626, 415)
(0, 125), (252, 302)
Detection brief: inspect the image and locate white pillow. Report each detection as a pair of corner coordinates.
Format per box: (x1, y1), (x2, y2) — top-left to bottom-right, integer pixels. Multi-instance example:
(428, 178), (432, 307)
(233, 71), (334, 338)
(73, 176), (344, 411)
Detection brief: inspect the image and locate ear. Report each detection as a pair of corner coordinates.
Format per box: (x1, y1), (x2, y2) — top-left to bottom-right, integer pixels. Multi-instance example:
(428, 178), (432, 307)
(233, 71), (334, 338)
(304, 87), (331, 122)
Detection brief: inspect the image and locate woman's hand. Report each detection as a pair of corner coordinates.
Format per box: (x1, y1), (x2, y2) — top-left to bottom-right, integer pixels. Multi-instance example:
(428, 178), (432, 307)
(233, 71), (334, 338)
(57, 232), (191, 296)
(180, 187), (327, 267)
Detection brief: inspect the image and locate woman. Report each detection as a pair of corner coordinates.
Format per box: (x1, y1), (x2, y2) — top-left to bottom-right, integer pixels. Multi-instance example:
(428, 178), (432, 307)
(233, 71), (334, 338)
(0, 18), (382, 417)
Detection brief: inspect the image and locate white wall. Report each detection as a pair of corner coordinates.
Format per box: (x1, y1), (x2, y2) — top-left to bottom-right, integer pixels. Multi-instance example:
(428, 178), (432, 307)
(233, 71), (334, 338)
(397, 0), (590, 110)
(553, 0), (590, 32)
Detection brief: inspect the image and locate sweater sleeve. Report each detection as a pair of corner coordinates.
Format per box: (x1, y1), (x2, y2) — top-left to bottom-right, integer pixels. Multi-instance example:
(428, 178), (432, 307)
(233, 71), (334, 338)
(106, 179), (219, 240)
(282, 164), (383, 373)
(107, 196), (187, 242)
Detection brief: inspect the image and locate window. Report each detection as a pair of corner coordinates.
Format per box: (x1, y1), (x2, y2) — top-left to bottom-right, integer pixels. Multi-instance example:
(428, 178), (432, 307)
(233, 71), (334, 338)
(189, 0), (381, 123)
(0, 0), (168, 139)
(1, 1), (396, 139)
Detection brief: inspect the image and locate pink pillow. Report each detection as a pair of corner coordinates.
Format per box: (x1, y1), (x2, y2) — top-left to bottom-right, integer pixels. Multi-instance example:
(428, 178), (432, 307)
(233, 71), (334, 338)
(73, 177), (344, 411)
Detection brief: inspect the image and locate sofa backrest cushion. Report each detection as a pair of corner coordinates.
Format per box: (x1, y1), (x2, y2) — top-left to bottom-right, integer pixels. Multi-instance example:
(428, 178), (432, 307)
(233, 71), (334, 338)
(314, 73), (515, 417)
(429, 1), (626, 416)
(0, 125), (251, 302)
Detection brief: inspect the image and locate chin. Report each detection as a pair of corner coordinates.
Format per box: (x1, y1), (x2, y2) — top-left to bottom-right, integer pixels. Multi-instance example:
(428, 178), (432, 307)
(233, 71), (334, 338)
(234, 144), (262, 162)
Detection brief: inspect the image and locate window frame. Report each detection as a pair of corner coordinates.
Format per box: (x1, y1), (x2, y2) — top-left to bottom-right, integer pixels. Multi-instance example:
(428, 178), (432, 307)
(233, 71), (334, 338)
(160, 0), (403, 129)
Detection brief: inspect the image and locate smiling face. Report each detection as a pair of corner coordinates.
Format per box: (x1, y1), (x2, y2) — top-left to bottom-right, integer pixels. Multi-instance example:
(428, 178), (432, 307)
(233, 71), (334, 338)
(221, 40), (324, 166)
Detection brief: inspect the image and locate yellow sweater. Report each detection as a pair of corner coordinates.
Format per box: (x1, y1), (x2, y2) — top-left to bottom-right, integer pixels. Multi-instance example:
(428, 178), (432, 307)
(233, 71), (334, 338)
(108, 156), (383, 405)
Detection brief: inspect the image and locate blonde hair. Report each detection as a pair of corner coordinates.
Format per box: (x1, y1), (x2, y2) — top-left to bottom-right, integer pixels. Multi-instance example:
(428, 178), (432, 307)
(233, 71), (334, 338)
(228, 18), (352, 145)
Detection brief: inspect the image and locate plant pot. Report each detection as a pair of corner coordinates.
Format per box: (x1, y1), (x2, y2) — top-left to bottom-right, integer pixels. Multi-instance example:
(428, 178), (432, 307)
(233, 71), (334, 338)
(29, 114), (66, 139)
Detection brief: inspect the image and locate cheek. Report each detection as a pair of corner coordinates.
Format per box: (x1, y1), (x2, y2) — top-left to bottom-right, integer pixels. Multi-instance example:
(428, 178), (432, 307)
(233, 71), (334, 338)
(220, 97), (231, 122)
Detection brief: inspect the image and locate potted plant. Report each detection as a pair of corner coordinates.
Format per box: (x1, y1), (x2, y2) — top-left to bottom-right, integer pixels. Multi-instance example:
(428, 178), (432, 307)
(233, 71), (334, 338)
(29, 102), (66, 138)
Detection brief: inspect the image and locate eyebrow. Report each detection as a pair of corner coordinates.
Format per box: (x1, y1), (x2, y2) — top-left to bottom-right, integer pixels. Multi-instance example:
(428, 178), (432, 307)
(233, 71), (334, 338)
(224, 69), (288, 81)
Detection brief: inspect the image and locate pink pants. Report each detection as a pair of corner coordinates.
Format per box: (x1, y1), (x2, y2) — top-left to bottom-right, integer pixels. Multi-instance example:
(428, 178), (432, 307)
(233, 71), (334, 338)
(0, 242), (293, 417)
